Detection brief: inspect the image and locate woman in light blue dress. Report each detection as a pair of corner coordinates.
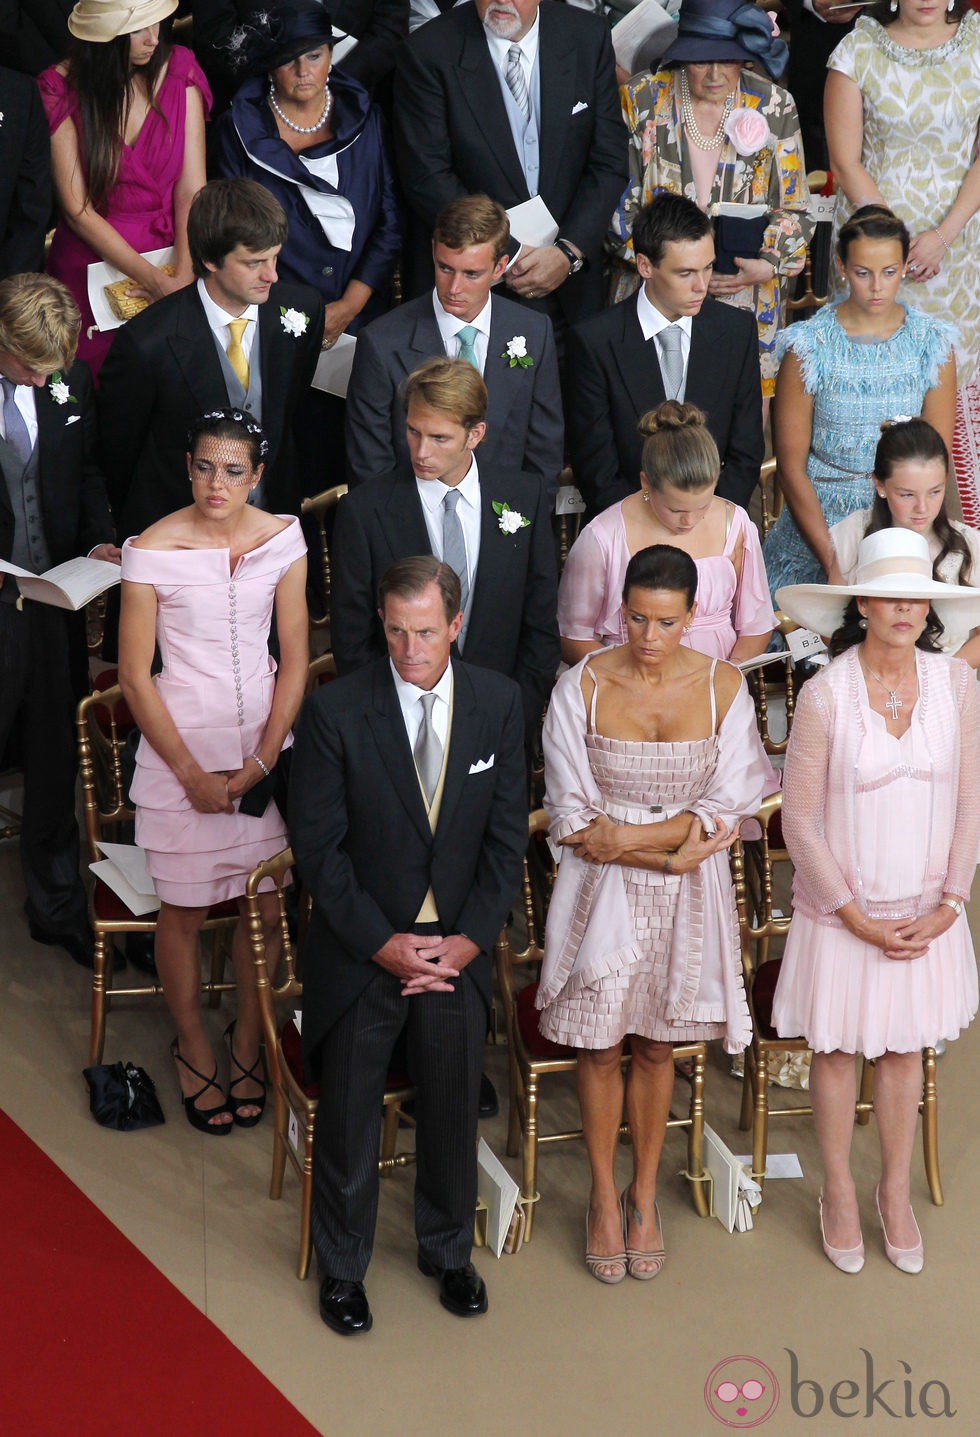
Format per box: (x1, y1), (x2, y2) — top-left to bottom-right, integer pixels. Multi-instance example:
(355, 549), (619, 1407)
(764, 207), (956, 602)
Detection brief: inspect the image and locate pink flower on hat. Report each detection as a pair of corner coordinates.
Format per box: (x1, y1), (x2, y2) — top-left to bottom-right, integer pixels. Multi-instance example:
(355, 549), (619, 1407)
(724, 107), (773, 157)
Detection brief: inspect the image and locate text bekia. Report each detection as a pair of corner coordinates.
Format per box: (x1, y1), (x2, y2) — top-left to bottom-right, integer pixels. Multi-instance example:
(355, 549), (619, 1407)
(787, 1349), (955, 1419)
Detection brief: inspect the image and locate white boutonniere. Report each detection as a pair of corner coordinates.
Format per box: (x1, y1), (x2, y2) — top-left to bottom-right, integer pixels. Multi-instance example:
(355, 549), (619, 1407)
(501, 335), (534, 369)
(48, 372), (76, 405)
(279, 307), (310, 337)
(492, 500), (530, 535)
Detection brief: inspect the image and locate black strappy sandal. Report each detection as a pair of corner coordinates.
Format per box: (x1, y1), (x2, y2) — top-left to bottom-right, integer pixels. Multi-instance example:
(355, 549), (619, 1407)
(223, 1020), (267, 1128)
(170, 1038), (233, 1135)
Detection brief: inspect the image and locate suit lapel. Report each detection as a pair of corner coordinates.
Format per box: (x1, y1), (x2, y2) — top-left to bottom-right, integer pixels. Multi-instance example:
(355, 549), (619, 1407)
(255, 289), (292, 458)
(168, 290), (227, 414)
(537, 8), (575, 204)
(685, 309), (719, 412)
(612, 303), (664, 425)
(483, 301), (520, 433)
(434, 661), (480, 838)
(379, 475), (432, 563)
(408, 304), (445, 363)
(464, 471), (511, 647)
(365, 664), (433, 845)
(456, 13), (530, 200)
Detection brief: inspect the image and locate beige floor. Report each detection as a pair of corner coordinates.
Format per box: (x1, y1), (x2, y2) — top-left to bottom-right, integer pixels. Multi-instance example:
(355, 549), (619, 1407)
(2, 837), (980, 1436)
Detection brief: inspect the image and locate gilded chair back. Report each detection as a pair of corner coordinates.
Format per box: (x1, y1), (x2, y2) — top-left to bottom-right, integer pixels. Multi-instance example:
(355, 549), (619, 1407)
(299, 482), (348, 630)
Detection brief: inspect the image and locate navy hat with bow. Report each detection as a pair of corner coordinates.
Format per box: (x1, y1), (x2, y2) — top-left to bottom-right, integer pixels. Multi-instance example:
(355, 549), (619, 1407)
(661, 0), (788, 81)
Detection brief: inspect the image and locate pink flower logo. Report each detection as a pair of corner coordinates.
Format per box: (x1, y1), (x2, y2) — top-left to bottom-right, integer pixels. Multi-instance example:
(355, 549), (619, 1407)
(705, 1355), (780, 1427)
(724, 108), (773, 158)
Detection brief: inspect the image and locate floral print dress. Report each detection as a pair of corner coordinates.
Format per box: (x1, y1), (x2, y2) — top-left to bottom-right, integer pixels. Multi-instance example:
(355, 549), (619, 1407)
(609, 68), (812, 397)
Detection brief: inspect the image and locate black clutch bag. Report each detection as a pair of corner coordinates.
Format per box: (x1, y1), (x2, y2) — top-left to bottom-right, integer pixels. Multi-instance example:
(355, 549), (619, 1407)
(237, 747), (293, 819)
(712, 212), (769, 276)
(82, 1062), (165, 1131)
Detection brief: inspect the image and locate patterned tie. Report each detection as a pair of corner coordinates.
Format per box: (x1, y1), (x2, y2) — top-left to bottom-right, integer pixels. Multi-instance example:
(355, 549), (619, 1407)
(1, 377), (33, 465)
(226, 319), (249, 390)
(414, 692), (442, 806)
(657, 324), (684, 401)
(455, 325), (479, 370)
(505, 45), (530, 122)
(442, 488), (469, 614)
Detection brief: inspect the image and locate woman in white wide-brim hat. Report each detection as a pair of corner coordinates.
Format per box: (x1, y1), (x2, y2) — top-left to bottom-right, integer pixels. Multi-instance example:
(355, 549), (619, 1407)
(773, 528), (980, 1278)
(37, 0), (210, 374)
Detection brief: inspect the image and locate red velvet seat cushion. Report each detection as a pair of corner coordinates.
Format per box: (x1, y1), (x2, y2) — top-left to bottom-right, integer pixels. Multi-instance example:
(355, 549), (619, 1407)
(752, 959), (783, 1042)
(92, 880), (237, 923)
(516, 982), (575, 1060)
(279, 1017), (414, 1102)
(768, 808), (784, 850)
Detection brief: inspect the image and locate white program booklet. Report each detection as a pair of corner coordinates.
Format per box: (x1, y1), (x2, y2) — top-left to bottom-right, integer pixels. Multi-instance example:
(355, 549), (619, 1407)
(506, 196), (560, 250)
(477, 1138), (521, 1258)
(0, 555), (120, 611)
(90, 841), (160, 917)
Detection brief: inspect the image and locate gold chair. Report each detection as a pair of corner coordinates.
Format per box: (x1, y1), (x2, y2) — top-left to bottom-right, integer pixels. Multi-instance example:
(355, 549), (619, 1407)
(746, 615), (799, 759)
(243, 847), (416, 1279)
(556, 465), (583, 573)
(305, 651), (337, 694)
(300, 483), (348, 631)
(495, 809), (710, 1240)
(732, 794), (942, 1204)
(77, 685), (238, 1064)
(758, 457), (782, 540)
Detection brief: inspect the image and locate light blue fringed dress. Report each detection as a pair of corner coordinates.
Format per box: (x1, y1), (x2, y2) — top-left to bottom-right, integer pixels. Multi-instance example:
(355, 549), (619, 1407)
(763, 302), (956, 599)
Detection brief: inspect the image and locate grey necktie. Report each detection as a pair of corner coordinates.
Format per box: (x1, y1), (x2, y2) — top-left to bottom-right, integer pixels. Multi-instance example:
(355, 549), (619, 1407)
(455, 324), (479, 369)
(442, 489), (469, 613)
(657, 324), (684, 401)
(505, 45), (530, 122)
(1, 377), (33, 465)
(414, 692), (442, 806)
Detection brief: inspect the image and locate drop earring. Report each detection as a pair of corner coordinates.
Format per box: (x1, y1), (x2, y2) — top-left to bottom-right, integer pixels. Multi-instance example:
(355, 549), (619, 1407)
(947, 0), (955, 12)
(890, 0), (898, 11)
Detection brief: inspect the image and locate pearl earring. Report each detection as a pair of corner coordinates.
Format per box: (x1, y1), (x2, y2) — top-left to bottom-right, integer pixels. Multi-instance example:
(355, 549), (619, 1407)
(890, 0), (898, 11)
(858, 617), (868, 630)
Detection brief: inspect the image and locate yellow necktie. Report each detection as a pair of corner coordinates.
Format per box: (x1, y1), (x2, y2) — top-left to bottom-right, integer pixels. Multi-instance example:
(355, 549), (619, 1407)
(226, 319), (249, 390)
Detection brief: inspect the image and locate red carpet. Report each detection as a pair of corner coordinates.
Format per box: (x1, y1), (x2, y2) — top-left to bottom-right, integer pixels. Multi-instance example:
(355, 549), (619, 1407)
(0, 1109), (320, 1437)
(952, 378), (980, 528)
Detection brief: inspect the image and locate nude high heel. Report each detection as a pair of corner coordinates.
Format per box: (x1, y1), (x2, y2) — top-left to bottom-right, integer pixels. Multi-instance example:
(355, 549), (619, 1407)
(818, 1193), (864, 1274)
(875, 1184), (924, 1274)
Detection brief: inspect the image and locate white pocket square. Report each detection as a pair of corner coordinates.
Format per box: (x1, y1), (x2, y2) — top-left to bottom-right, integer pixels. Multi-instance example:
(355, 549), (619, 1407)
(571, 100), (588, 115)
(65, 414), (81, 425)
(468, 755), (495, 774)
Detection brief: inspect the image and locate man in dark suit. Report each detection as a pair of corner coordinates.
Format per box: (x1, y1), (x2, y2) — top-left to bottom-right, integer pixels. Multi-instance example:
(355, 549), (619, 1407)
(783, 0), (859, 173)
(0, 274), (118, 967)
(0, 64), (52, 278)
(346, 194), (563, 498)
(332, 356), (559, 736)
(97, 179), (324, 540)
(393, 0), (627, 330)
(290, 555), (527, 1335)
(0, 0), (72, 76)
(567, 192), (764, 515)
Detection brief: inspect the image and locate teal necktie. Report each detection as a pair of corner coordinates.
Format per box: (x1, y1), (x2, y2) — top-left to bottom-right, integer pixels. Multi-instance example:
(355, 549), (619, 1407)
(455, 325), (479, 369)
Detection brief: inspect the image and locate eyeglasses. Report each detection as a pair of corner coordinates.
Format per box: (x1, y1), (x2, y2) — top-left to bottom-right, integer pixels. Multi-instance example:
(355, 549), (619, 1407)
(715, 1380), (767, 1404)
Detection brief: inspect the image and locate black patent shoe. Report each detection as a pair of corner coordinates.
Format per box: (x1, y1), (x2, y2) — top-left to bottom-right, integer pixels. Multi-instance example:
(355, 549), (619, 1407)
(319, 1278), (373, 1335)
(417, 1253), (488, 1316)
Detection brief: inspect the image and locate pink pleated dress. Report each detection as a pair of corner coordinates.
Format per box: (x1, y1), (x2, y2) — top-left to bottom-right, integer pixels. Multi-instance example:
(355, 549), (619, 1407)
(120, 518), (305, 906)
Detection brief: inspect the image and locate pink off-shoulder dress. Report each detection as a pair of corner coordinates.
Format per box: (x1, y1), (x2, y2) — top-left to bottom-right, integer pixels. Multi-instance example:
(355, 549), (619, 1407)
(120, 518), (305, 907)
(558, 499), (775, 659)
(37, 46), (212, 376)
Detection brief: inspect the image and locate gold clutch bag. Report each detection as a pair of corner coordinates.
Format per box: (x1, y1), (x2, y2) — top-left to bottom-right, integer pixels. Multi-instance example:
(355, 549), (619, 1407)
(103, 264), (175, 321)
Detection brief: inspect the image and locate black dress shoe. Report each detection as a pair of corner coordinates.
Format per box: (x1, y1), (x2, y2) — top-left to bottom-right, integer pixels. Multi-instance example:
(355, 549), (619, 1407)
(478, 1072), (499, 1119)
(27, 921), (124, 972)
(417, 1254), (488, 1316)
(319, 1277), (372, 1336)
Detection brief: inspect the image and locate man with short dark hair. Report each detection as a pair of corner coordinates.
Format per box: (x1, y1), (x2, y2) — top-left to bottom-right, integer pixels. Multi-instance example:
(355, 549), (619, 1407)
(97, 178), (324, 539)
(345, 194), (563, 496)
(567, 191), (764, 515)
(290, 555), (527, 1336)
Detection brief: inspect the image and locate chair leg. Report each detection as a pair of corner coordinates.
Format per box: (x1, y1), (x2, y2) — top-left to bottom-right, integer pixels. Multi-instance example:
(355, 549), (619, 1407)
(206, 928), (225, 1009)
(738, 1045), (754, 1132)
(687, 1046), (710, 1218)
(89, 932), (110, 1066)
(298, 1112), (315, 1280)
(270, 1088), (289, 1201)
(857, 1055), (875, 1124)
(921, 1047), (944, 1207)
(521, 1072), (539, 1241)
(380, 1096), (399, 1174)
(751, 1041), (769, 1187)
(505, 1047), (521, 1158)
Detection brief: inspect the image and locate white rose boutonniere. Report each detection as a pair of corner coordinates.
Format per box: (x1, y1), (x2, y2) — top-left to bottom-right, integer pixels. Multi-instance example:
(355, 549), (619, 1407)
(492, 500), (531, 535)
(48, 372), (76, 405)
(501, 335), (534, 370)
(280, 306), (310, 337)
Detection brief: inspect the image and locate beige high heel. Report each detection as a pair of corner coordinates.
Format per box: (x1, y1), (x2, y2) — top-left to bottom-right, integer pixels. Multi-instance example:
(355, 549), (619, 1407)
(621, 1188), (666, 1280)
(585, 1206), (627, 1285)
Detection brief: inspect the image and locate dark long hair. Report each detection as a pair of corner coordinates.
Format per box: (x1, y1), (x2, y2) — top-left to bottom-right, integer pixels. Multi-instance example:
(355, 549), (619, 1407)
(828, 597), (945, 659)
(66, 27), (172, 211)
(864, 418), (973, 586)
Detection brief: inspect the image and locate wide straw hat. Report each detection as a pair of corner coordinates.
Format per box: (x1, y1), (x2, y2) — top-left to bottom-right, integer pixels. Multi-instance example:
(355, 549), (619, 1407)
(776, 528), (980, 637)
(68, 0), (177, 43)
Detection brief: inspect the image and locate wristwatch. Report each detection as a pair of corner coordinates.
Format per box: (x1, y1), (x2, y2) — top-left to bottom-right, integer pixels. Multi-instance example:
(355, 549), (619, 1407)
(941, 897), (963, 917)
(554, 238), (585, 274)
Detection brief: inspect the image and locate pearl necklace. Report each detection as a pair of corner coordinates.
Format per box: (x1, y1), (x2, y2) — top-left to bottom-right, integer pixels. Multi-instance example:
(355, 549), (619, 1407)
(860, 652), (917, 722)
(679, 69), (735, 152)
(268, 81), (332, 135)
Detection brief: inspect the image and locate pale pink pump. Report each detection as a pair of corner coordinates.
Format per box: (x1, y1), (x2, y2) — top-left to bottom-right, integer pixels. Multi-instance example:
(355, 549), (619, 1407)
(875, 1185), (924, 1274)
(818, 1193), (865, 1274)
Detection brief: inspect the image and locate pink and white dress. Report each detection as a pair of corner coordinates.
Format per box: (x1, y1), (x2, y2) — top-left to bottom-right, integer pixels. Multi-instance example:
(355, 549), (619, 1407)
(773, 647), (980, 1056)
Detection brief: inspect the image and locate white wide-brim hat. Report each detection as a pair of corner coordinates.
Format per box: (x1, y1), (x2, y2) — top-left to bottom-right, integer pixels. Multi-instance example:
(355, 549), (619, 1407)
(776, 528), (980, 637)
(69, 0), (177, 43)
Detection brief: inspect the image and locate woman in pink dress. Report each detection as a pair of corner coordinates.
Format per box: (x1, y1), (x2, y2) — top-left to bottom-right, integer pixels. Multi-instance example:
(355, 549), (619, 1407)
(119, 410), (308, 1134)
(539, 545), (771, 1283)
(38, 0), (210, 376)
(559, 401), (774, 667)
(774, 529), (980, 1274)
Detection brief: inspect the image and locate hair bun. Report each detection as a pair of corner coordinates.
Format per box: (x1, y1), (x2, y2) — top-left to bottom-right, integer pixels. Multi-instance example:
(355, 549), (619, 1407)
(637, 399), (707, 437)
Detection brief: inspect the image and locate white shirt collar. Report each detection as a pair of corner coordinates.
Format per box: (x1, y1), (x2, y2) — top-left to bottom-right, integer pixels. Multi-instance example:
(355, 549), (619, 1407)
(483, 12), (540, 71)
(636, 286), (693, 344)
(415, 455), (481, 513)
(197, 277), (259, 336)
(431, 290), (493, 350)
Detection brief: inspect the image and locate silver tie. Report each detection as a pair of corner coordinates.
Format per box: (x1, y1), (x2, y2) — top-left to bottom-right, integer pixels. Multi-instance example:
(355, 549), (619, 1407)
(505, 45), (530, 122)
(414, 692), (442, 805)
(1, 377), (33, 465)
(442, 489), (469, 614)
(657, 324), (684, 401)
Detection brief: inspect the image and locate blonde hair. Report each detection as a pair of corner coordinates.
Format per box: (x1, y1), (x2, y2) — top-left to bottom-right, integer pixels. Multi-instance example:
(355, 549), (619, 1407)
(403, 357), (487, 432)
(0, 274), (81, 373)
(639, 401), (720, 493)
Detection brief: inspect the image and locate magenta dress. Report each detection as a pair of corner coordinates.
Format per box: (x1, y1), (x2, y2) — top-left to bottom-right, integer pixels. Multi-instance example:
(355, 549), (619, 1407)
(120, 518), (305, 907)
(773, 648), (980, 1056)
(558, 499), (775, 659)
(37, 46), (211, 377)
